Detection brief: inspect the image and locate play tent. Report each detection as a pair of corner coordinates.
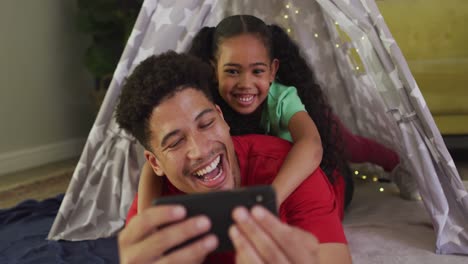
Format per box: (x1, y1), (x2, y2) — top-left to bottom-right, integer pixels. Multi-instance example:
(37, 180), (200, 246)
(48, 0), (468, 256)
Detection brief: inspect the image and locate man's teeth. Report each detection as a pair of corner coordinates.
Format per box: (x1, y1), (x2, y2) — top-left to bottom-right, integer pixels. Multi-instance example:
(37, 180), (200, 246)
(195, 156), (221, 177)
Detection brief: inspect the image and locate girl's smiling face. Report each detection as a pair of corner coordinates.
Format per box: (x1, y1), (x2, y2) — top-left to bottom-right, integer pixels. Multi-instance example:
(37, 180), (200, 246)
(215, 34), (279, 115)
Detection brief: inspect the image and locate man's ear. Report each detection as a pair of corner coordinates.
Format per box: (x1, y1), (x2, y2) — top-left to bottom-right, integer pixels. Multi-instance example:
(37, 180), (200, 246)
(270, 58), (280, 82)
(144, 150), (165, 176)
(215, 104), (230, 132)
(215, 104), (224, 120)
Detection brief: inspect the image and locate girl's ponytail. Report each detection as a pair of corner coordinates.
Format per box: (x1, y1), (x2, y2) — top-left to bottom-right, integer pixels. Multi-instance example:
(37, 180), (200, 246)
(187, 26), (215, 62)
(269, 24), (294, 78)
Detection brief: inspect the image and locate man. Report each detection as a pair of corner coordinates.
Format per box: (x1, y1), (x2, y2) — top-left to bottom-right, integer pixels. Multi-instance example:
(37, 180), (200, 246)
(116, 51), (352, 263)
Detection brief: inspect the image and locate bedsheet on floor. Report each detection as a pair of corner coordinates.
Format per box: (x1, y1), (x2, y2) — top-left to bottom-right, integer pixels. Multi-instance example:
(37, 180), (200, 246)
(0, 195), (119, 263)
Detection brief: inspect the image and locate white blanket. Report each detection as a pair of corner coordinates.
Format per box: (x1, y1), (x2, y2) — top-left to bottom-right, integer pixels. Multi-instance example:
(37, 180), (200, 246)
(343, 180), (468, 263)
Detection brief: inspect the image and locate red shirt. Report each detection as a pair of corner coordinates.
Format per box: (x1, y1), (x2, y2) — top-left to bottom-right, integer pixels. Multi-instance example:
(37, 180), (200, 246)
(126, 134), (346, 263)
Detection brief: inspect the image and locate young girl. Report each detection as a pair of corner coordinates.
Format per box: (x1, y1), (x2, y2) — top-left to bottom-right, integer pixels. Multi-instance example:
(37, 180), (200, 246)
(137, 14), (413, 213)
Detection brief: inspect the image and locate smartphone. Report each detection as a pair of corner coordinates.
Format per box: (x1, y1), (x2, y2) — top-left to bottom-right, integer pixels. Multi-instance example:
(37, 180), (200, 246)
(152, 185), (277, 253)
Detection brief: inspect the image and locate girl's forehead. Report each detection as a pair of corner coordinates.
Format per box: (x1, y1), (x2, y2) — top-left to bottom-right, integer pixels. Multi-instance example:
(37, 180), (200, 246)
(219, 34), (269, 55)
(216, 33), (271, 60)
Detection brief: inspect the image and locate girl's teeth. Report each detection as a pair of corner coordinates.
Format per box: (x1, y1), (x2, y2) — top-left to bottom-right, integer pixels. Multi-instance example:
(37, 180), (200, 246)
(239, 96), (253, 102)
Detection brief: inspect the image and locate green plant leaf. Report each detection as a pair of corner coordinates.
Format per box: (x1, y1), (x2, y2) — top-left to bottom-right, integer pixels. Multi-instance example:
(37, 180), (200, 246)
(77, 0), (143, 86)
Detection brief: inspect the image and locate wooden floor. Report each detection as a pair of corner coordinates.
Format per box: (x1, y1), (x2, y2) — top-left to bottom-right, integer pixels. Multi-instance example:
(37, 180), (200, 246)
(0, 158), (76, 209)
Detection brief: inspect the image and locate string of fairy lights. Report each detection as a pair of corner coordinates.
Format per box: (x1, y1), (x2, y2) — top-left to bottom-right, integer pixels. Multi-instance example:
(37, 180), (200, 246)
(353, 169), (387, 193)
(280, 3), (403, 194)
(281, 2), (365, 74)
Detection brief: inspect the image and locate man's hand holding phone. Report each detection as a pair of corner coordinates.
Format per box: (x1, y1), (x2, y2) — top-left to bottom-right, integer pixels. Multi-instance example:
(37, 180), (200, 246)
(118, 185), (320, 263)
(229, 206), (320, 264)
(119, 185), (276, 263)
(152, 185), (277, 253)
(118, 205), (218, 264)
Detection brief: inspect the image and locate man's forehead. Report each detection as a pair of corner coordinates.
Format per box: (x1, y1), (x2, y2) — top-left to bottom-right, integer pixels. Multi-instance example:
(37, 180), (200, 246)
(151, 106), (214, 128)
(153, 89), (212, 115)
(149, 89), (214, 138)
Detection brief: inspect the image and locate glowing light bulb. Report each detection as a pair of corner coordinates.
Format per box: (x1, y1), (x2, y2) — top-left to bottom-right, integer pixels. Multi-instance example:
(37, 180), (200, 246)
(379, 187), (384, 192)
(372, 177), (378, 182)
(284, 15), (289, 19)
(361, 36), (365, 40)
(287, 28), (291, 33)
(335, 44), (340, 48)
(286, 4), (290, 8)
(362, 175), (367, 180)
(314, 33), (319, 38)
(295, 10), (299, 14)
(356, 49), (359, 52)
(354, 170), (359, 175)
(356, 66), (360, 70)
(335, 21), (339, 25)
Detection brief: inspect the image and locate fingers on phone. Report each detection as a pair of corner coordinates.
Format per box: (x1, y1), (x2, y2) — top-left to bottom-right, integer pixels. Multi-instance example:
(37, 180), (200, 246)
(162, 234), (218, 263)
(149, 215), (212, 255)
(229, 225), (263, 264)
(251, 206), (320, 262)
(250, 205), (289, 240)
(119, 215), (215, 264)
(123, 205), (186, 245)
(231, 207), (288, 263)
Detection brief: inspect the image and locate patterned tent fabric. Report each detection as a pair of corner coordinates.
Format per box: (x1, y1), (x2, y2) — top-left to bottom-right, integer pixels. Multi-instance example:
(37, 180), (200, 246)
(48, 0), (468, 255)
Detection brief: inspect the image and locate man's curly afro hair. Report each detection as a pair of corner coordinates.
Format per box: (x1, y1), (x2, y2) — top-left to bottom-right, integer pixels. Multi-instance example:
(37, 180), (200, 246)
(115, 51), (214, 151)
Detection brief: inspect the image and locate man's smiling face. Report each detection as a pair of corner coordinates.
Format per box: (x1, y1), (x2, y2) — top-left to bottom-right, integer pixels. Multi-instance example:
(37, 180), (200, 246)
(145, 88), (240, 193)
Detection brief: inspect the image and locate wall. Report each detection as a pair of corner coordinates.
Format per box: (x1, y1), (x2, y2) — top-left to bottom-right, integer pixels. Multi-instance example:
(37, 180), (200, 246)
(0, 0), (95, 175)
(377, 0), (468, 135)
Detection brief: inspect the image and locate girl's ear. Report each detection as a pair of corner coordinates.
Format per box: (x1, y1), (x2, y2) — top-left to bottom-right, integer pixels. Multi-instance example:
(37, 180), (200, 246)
(270, 58), (280, 82)
(144, 150), (165, 177)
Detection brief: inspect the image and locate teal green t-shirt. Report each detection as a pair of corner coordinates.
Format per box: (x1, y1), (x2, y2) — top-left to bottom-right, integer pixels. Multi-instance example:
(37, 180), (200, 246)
(260, 82), (306, 142)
